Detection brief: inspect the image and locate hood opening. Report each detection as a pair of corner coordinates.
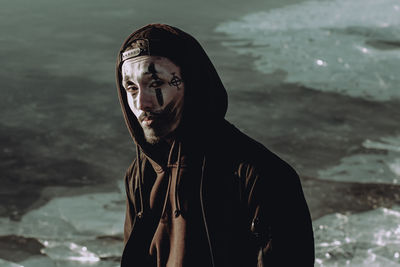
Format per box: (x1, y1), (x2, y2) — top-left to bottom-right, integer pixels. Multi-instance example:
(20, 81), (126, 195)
(116, 23), (228, 165)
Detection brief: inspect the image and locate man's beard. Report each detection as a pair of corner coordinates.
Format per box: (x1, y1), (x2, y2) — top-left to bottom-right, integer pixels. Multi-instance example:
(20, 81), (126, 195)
(142, 125), (162, 145)
(138, 101), (181, 145)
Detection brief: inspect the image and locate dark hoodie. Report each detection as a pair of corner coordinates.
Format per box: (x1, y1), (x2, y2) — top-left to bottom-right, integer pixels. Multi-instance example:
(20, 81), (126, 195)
(116, 24), (315, 267)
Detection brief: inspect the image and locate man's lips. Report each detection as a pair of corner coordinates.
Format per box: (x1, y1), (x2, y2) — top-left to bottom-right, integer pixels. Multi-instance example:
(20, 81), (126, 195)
(140, 114), (162, 126)
(141, 117), (154, 126)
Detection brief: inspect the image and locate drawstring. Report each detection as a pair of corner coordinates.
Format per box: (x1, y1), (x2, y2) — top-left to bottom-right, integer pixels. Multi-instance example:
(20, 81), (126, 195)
(199, 155), (215, 267)
(160, 140), (176, 219)
(160, 169), (172, 220)
(160, 140), (183, 219)
(159, 140), (175, 220)
(174, 141), (182, 217)
(135, 142), (214, 266)
(136, 144), (144, 219)
(135, 140), (183, 220)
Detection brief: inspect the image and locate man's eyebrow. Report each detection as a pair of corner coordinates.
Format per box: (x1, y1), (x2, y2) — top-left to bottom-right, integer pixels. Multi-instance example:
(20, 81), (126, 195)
(122, 77), (130, 83)
(142, 72), (154, 76)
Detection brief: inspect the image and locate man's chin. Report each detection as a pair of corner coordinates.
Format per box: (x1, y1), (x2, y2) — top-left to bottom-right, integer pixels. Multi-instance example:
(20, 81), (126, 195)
(144, 134), (161, 145)
(143, 127), (162, 145)
(142, 121), (179, 145)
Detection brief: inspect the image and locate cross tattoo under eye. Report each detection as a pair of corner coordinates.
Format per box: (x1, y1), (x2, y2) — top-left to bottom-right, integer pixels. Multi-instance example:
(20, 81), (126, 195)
(168, 73), (182, 90)
(155, 88), (164, 106)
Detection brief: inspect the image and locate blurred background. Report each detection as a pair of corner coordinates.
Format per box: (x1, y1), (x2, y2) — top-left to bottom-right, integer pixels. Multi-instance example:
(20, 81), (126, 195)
(1, 0), (400, 266)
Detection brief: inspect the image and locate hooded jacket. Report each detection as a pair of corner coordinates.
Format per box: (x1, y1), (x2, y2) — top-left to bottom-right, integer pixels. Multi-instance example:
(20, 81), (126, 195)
(116, 24), (315, 267)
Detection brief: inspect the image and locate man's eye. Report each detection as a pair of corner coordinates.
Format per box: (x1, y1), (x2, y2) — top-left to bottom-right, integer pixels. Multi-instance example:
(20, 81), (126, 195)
(126, 86), (138, 94)
(149, 80), (164, 88)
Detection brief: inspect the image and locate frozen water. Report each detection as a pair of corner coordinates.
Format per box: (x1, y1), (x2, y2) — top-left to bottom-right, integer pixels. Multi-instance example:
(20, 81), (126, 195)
(16, 256), (56, 267)
(18, 255), (120, 267)
(0, 259), (23, 267)
(41, 241), (100, 263)
(318, 135), (400, 184)
(314, 206), (400, 266)
(363, 136), (400, 153)
(0, 187), (125, 266)
(216, 0), (400, 101)
(0, 191), (125, 238)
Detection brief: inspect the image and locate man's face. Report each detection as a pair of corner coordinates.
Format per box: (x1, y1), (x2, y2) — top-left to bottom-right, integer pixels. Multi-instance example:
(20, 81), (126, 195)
(121, 56), (185, 144)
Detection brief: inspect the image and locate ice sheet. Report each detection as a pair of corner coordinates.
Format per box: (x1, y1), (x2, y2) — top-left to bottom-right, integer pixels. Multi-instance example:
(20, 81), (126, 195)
(0, 188), (125, 266)
(318, 135), (400, 184)
(216, 0), (400, 101)
(0, 259), (23, 267)
(314, 205), (400, 266)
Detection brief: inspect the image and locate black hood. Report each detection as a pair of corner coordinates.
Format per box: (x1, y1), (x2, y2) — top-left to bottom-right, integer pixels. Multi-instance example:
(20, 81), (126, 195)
(116, 24), (228, 162)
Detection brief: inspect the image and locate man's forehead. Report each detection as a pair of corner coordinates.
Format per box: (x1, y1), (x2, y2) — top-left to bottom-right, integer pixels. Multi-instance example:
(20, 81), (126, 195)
(121, 56), (180, 76)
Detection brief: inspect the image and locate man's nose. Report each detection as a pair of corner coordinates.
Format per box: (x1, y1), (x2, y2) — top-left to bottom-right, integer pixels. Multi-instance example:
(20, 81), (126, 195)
(136, 89), (154, 111)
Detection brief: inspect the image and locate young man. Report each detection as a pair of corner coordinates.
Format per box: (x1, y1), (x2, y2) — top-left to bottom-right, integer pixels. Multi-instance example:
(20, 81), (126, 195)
(116, 24), (314, 267)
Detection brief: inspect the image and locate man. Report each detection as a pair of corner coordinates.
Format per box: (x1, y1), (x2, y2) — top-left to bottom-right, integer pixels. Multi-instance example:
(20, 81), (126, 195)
(116, 24), (314, 267)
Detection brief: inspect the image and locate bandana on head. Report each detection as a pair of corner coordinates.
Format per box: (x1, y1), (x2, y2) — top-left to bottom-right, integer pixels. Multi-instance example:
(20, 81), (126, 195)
(119, 25), (186, 70)
(121, 39), (151, 62)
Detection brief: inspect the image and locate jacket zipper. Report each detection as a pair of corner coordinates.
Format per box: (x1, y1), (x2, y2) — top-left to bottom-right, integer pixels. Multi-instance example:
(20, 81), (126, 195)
(200, 157), (215, 267)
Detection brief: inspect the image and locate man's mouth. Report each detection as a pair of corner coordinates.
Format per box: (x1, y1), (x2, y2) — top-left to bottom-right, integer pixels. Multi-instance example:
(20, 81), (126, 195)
(141, 117), (154, 126)
(140, 113), (163, 126)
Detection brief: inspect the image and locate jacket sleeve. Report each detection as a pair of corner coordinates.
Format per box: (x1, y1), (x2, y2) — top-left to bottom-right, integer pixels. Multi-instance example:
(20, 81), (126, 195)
(241, 160), (315, 266)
